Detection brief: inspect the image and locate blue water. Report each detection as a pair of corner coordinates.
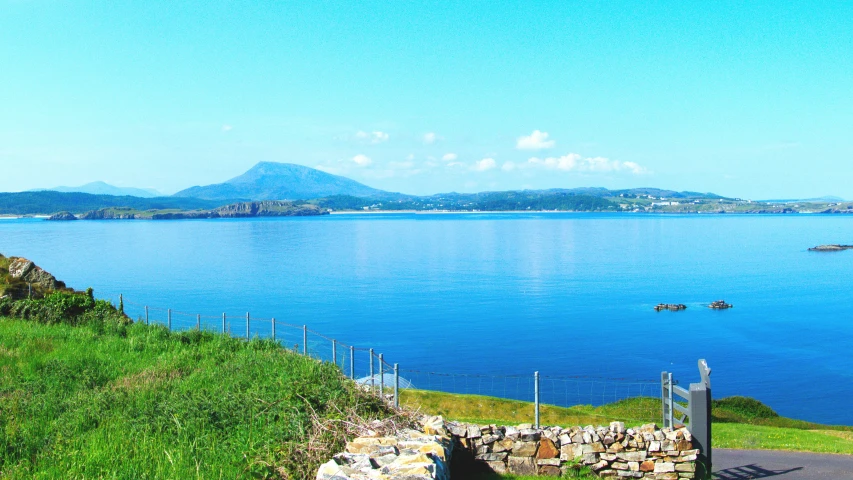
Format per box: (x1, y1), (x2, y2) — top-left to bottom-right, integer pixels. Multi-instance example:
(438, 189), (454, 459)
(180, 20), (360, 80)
(1, 213), (852, 425)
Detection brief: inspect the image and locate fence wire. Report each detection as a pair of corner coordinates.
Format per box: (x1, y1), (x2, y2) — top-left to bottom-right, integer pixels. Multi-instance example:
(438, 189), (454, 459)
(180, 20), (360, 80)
(116, 294), (662, 422)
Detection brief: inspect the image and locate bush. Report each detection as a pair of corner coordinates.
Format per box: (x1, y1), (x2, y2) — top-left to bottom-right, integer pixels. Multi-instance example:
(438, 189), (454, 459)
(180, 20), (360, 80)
(713, 396), (779, 420)
(0, 290), (129, 327)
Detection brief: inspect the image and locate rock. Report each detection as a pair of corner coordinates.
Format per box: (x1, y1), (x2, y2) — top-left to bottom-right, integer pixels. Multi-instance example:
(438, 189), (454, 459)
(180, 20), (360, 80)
(539, 465), (562, 476)
(475, 452), (507, 462)
(47, 211), (77, 221)
(491, 438), (514, 453)
(520, 428), (541, 442)
(640, 460), (656, 472)
(809, 244), (853, 251)
(467, 425), (482, 439)
(536, 438), (559, 459)
(617, 451), (647, 462)
(7, 257), (65, 291)
(655, 462), (676, 473)
(512, 441), (538, 457)
(484, 460), (507, 474)
(507, 456), (537, 476)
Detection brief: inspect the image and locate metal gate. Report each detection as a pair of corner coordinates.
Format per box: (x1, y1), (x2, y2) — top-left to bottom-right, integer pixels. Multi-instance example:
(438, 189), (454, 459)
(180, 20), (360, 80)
(662, 359), (712, 478)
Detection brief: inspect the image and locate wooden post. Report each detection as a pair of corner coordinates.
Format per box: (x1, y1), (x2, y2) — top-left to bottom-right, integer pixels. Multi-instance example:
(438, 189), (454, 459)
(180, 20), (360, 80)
(222, 313), (226, 334)
(332, 340), (337, 367)
(196, 314), (200, 330)
(271, 318), (276, 341)
(246, 312), (250, 340)
(350, 346), (355, 379)
(167, 309), (171, 330)
(145, 306), (149, 325)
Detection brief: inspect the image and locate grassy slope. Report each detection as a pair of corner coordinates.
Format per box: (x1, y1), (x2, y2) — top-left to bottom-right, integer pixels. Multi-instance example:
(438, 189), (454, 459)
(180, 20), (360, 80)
(0, 317), (390, 479)
(400, 390), (853, 455)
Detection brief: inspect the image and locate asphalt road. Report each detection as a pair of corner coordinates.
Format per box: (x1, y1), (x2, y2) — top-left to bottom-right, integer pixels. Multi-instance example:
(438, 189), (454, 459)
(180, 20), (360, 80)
(714, 449), (853, 479)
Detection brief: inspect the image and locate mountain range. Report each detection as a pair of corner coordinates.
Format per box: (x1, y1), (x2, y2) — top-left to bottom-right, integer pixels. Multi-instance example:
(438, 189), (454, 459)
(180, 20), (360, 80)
(33, 181), (161, 198)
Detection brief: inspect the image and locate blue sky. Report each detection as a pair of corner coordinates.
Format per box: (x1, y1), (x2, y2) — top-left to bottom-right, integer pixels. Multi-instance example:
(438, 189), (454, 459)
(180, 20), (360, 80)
(1, 1), (851, 198)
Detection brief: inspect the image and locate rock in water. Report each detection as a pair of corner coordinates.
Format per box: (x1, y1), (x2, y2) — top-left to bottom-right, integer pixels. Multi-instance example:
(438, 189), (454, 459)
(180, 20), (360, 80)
(809, 244), (853, 252)
(47, 211), (78, 221)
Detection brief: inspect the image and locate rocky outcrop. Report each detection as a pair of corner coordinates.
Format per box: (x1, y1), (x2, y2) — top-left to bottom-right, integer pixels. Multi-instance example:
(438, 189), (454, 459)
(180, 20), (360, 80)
(80, 208), (141, 219)
(47, 211), (78, 221)
(654, 304), (686, 312)
(809, 244), (853, 252)
(7, 257), (66, 291)
(317, 416), (699, 479)
(708, 300), (732, 309)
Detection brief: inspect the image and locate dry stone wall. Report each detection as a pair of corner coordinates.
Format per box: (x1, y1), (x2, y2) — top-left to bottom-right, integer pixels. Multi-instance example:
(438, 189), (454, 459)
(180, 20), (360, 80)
(316, 416), (698, 480)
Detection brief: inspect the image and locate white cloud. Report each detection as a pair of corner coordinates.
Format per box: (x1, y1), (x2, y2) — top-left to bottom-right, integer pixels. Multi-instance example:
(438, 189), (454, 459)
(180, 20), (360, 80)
(472, 157), (497, 172)
(221, 124), (233, 132)
(352, 154), (373, 167)
(423, 132), (439, 144)
(442, 153), (458, 161)
(501, 161), (516, 172)
(516, 130), (555, 150)
(406, 153), (415, 161)
(526, 153), (647, 174)
(355, 130), (390, 144)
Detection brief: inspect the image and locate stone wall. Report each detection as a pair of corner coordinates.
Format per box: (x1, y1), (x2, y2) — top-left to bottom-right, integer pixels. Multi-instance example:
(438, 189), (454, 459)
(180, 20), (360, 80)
(316, 416), (698, 480)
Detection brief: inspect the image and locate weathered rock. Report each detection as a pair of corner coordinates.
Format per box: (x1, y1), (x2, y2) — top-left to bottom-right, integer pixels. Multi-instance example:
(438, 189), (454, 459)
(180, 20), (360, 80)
(507, 456), (537, 476)
(655, 462), (676, 473)
(536, 438), (559, 459)
(539, 465), (562, 476)
(491, 438), (514, 453)
(512, 441), (538, 457)
(47, 211), (77, 221)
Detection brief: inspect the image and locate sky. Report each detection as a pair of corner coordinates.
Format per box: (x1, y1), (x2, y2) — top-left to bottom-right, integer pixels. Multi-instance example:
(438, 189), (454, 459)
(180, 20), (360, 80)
(1, 1), (851, 198)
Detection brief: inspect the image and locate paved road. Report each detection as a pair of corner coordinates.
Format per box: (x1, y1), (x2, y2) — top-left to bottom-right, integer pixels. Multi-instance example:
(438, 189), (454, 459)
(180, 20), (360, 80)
(714, 449), (853, 479)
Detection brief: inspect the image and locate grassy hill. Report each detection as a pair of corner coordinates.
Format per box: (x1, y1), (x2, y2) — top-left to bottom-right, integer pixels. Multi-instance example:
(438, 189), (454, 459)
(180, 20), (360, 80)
(0, 191), (226, 216)
(0, 294), (392, 479)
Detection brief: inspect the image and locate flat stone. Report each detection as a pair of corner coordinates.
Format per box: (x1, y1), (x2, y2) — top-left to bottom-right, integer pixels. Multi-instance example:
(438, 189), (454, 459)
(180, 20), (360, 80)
(592, 460), (610, 471)
(654, 462), (676, 473)
(537, 458), (561, 466)
(675, 463), (695, 472)
(583, 453), (599, 464)
(590, 442), (606, 453)
(610, 421), (626, 434)
(539, 465), (562, 477)
(484, 460), (507, 474)
(467, 425), (482, 439)
(560, 444), (578, 461)
(617, 451), (647, 462)
(640, 460), (656, 472)
(491, 438), (514, 453)
(612, 462), (629, 470)
(520, 429), (541, 442)
(476, 452), (508, 462)
(655, 474), (678, 480)
(512, 441), (538, 457)
(508, 456), (537, 476)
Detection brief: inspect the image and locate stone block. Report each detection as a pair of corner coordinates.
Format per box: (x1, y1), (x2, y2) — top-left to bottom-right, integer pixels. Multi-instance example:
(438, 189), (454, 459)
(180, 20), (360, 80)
(467, 425), (482, 439)
(512, 441), (538, 457)
(491, 438), (514, 453)
(484, 460), (507, 474)
(539, 465), (562, 476)
(537, 438), (559, 459)
(617, 451), (647, 462)
(675, 463), (695, 472)
(640, 460), (656, 472)
(508, 456), (537, 476)
(654, 462), (675, 473)
(537, 458), (561, 466)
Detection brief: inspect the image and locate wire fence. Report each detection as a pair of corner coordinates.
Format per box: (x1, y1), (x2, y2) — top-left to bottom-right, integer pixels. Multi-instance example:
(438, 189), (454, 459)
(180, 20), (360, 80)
(117, 294), (662, 425)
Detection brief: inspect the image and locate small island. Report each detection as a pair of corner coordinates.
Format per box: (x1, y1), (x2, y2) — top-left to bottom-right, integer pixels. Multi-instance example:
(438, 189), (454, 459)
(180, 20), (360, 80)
(808, 244), (853, 252)
(654, 303), (687, 311)
(709, 300), (733, 309)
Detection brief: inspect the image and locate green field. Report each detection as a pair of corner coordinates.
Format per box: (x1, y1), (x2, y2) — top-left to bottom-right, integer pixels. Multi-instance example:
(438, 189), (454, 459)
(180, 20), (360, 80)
(400, 389), (853, 455)
(0, 310), (392, 479)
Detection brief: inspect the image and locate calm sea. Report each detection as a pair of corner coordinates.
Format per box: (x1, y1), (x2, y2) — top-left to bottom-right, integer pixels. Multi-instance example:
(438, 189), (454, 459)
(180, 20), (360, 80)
(2, 213), (852, 425)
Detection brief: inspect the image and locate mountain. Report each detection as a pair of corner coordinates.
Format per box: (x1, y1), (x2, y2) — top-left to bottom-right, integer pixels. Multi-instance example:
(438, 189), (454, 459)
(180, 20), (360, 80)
(35, 181), (161, 198)
(173, 162), (388, 201)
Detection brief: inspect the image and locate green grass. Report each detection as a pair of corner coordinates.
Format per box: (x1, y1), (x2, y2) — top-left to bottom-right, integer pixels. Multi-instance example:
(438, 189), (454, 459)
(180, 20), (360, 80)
(0, 316), (392, 479)
(400, 389), (853, 455)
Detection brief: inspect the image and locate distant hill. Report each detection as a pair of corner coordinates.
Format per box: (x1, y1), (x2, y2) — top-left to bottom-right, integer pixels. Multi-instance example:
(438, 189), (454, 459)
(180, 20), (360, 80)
(173, 162), (388, 201)
(34, 181), (161, 198)
(0, 191), (225, 216)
